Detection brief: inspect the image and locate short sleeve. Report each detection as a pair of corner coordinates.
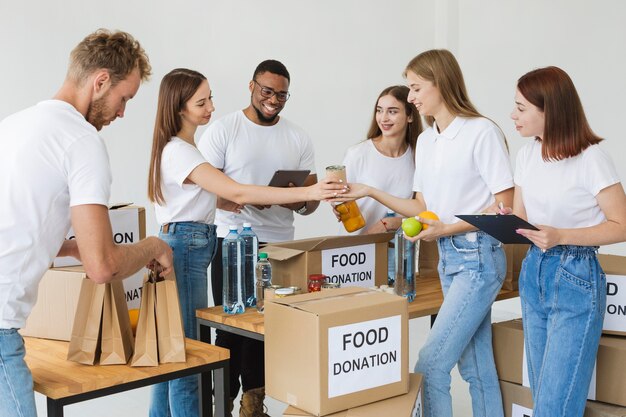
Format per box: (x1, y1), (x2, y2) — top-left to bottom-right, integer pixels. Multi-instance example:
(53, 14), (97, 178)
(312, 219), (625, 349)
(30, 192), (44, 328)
(164, 141), (207, 187)
(198, 120), (228, 169)
(66, 134), (111, 207)
(473, 122), (514, 194)
(583, 145), (620, 196)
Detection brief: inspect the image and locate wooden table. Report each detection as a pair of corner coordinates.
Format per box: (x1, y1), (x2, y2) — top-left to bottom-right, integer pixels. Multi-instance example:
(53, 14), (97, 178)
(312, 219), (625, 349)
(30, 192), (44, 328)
(24, 337), (230, 417)
(196, 275), (519, 342)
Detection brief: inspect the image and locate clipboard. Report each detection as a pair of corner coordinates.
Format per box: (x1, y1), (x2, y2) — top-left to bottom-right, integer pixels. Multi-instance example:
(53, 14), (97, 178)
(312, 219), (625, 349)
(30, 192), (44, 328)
(455, 214), (538, 244)
(268, 170), (310, 187)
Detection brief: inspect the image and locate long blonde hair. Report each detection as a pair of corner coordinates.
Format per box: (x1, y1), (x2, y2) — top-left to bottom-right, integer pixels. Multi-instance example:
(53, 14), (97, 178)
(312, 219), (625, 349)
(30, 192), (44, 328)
(404, 49), (483, 127)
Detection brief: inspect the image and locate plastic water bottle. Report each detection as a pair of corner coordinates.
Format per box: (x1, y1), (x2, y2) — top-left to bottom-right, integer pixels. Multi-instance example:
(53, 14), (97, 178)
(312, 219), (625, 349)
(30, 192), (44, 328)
(384, 210), (396, 286)
(240, 222), (258, 307)
(222, 225), (245, 314)
(255, 252), (272, 313)
(394, 225), (415, 302)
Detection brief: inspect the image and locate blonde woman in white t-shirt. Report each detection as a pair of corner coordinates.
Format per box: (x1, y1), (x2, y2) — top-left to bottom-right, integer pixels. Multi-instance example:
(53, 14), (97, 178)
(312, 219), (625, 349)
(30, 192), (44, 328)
(340, 50), (514, 417)
(508, 66), (626, 417)
(146, 68), (345, 417)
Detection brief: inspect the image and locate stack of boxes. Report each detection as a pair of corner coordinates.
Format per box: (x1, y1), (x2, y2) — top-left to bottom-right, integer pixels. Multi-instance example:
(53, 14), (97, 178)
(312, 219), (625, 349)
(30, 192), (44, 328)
(20, 205), (146, 341)
(492, 254), (626, 417)
(264, 287), (423, 416)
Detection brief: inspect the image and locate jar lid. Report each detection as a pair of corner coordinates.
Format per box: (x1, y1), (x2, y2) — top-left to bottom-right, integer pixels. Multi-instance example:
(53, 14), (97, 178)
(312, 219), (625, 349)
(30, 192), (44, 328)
(275, 287), (295, 296)
(308, 274), (327, 281)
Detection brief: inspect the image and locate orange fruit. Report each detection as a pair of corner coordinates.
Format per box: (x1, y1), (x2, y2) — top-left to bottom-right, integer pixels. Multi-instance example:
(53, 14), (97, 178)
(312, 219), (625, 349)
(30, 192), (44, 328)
(128, 308), (140, 334)
(418, 211), (439, 230)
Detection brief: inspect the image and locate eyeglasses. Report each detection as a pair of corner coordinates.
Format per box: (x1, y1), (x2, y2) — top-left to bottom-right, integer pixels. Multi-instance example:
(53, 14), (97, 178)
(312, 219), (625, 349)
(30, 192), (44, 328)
(253, 80), (290, 102)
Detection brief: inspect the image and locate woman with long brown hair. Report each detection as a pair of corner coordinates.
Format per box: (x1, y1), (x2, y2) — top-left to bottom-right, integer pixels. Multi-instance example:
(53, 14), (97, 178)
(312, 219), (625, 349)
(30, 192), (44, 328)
(147, 68), (344, 417)
(338, 85), (422, 235)
(510, 66), (626, 417)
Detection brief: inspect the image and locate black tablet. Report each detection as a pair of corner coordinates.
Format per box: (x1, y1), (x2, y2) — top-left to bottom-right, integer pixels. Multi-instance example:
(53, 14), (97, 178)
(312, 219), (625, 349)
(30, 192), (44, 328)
(268, 170), (311, 187)
(455, 214), (539, 244)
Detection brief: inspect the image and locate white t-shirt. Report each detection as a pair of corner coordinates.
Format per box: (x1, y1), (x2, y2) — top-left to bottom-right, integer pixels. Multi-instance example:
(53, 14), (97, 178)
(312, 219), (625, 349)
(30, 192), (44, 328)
(154, 137), (217, 225)
(198, 110), (316, 242)
(342, 140), (415, 234)
(0, 100), (111, 329)
(413, 117), (513, 224)
(514, 141), (620, 229)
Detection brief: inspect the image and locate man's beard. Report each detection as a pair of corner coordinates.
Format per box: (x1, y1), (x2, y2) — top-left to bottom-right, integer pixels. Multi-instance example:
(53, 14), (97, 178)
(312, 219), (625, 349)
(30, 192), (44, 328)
(86, 94), (111, 131)
(253, 102), (279, 124)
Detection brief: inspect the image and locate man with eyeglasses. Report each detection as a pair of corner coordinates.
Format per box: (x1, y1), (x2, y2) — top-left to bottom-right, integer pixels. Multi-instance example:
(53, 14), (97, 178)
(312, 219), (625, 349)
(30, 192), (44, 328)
(198, 59), (317, 416)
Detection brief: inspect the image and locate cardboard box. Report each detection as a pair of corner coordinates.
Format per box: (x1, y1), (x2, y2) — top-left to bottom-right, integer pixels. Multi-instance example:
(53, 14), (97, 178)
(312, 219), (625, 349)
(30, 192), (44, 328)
(499, 380), (533, 417)
(283, 373), (423, 417)
(21, 266), (145, 341)
(53, 205), (146, 267)
(492, 319), (525, 385)
(417, 240), (527, 290)
(499, 380), (626, 417)
(598, 254), (626, 336)
(265, 287), (409, 416)
(262, 233), (392, 290)
(493, 319), (626, 407)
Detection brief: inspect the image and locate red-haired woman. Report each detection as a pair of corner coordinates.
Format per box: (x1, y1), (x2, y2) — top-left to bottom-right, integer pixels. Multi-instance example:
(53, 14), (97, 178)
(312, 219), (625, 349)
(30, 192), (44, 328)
(510, 66), (626, 417)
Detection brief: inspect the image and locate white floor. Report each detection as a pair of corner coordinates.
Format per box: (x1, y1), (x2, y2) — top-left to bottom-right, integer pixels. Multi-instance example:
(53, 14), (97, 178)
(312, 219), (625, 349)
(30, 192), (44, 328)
(35, 298), (522, 417)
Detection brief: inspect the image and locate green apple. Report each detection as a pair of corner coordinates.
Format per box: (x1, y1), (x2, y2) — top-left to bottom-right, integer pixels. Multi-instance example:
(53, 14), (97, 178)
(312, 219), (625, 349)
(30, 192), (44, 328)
(401, 217), (422, 237)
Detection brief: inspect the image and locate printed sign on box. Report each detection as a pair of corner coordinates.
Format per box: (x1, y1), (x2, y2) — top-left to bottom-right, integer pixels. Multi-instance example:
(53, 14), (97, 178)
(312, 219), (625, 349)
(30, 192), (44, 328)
(322, 243), (376, 288)
(604, 274), (626, 335)
(327, 315), (401, 397)
(511, 403), (533, 417)
(53, 206), (145, 267)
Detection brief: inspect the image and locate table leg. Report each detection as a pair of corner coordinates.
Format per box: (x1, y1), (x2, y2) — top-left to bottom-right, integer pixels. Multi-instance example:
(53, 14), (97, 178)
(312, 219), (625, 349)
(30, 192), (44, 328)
(47, 398), (64, 417)
(199, 320), (212, 344)
(212, 361), (230, 417)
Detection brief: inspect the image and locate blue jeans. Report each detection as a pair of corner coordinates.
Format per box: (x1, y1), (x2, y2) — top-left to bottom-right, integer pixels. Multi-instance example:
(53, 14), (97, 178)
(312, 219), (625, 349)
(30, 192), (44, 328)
(415, 231), (505, 417)
(150, 222), (217, 417)
(0, 329), (37, 417)
(520, 245), (605, 417)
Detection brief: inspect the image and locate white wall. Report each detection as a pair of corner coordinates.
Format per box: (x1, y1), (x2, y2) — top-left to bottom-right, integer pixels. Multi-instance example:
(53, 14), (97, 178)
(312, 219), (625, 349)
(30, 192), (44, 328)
(1, 0), (624, 254)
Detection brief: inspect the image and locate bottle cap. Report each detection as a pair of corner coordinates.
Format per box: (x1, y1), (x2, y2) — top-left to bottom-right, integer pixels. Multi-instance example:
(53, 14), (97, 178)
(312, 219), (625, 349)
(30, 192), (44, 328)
(243, 222), (252, 228)
(229, 225), (238, 231)
(386, 209), (395, 215)
(259, 252), (268, 259)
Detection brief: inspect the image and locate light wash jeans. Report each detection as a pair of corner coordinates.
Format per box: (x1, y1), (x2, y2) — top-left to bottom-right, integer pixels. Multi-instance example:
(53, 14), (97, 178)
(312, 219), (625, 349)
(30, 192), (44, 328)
(415, 231), (505, 417)
(149, 222), (217, 417)
(0, 328), (37, 417)
(520, 244), (605, 417)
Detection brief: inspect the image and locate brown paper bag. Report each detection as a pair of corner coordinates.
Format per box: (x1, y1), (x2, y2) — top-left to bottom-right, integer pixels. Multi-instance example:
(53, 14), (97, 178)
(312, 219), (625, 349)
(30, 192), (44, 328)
(67, 278), (106, 365)
(130, 273), (158, 366)
(155, 271), (186, 363)
(100, 281), (135, 365)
